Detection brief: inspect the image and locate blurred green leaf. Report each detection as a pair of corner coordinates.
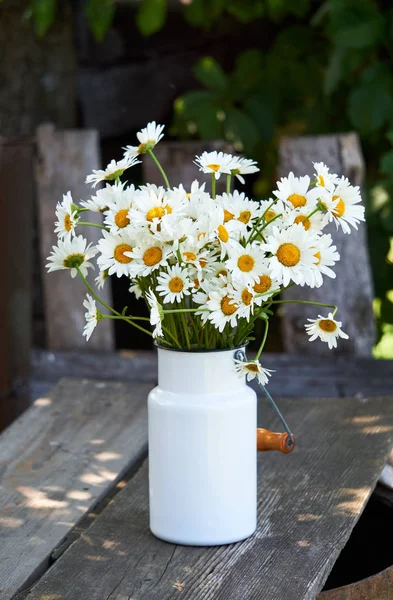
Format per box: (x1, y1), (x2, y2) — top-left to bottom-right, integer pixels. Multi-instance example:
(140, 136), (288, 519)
(31, 0), (57, 37)
(324, 47), (345, 94)
(226, 108), (259, 152)
(244, 95), (275, 142)
(266, 0), (310, 21)
(227, 0), (264, 22)
(380, 151), (393, 176)
(85, 0), (115, 41)
(348, 64), (393, 133)
(183, 0), (205, 27)
(136, 0), (167, 36)
(194, 57), (229, 94)
(329, 0), (383, 48)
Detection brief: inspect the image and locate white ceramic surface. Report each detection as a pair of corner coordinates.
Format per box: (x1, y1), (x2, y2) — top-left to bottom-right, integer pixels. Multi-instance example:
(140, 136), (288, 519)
(148, 346), (257, 546)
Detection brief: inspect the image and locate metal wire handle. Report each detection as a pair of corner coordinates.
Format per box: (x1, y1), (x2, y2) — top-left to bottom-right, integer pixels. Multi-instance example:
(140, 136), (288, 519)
(234, 349), (296, 450)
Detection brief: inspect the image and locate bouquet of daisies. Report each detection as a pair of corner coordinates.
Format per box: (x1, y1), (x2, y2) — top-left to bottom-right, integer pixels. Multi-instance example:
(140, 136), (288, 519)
(47, 122), (364, 385)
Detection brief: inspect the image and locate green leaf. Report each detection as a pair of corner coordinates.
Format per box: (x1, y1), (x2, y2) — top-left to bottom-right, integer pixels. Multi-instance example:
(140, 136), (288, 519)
(329, 0), (383, 49)
(244, 95), (275, 143)
(183, 0), (206, 27)
(380, 151), (393, 176)
(85, 0), (115, 42)
(266, 0), (310, 21)
(136, 0), (167, 37)
(226, 108), (259, 152)
(193, 57), (228, 94)
(227, 0), (264, 23)
(348, 64), (393, 133)
(386, 131), (393, 146)
(31, 0), (57, 38)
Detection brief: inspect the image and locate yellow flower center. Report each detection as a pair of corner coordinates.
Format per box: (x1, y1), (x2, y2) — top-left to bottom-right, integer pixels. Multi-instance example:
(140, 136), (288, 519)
(217, 224), (229, 243)
(64, 214), (72, 232)
(207, 163), (220, 172)
(277, 243), (300, 267)
(193, 278), (200, 289)
(143, 246), (163, 266)
(115, 209), (130, 228)
(186, 192), (191, 199)
(265, 210), (276, 222)
(254, 274), (272, 294)
(314, 251), (321, 264)
(224, 209), (234, 222)
(199, 258), (207, 268)
(241, 289), (253, 306)
(332, 196), (345, 217)
(114, 244), (133, 264)
(319, 319), (337, 333)
(168, 277), (184, 293)
(246, 363), (259, 373)
(217, 269), (227, 277)
(237, 254), (255, 272)
(294, 214), (311, 231)
(221, 296), (238, 315)
(318, 175), (325, 187)
(238, 210), (251, 224)
(137, 143), (146, 154)
(288, 194), (307, 208)
(183, 251), (197, 262)
(165, 204), (173, 215)
(197, 232), (206, 241)
(146, 206), (165, 222)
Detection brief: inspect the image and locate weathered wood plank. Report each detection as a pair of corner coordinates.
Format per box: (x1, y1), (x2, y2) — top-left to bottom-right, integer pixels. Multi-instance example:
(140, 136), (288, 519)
(278, 133), (375, 357)
(35, 124), (114, 351)
(0, 378), (150, 600)
(25, 396), (393, 600)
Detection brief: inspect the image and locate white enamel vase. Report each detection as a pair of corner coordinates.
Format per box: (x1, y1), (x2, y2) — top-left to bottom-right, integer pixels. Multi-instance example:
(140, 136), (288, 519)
(148, 346), (293, 546)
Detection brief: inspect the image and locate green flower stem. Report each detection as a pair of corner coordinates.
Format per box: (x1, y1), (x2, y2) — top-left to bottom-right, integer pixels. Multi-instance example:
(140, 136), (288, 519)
(100, 314), (153, 337)
(147, 149), (170, 188)
(250, 213), (282, 244)
(77, 221), (108, 230)
(211, 173), (216, 199)
(268, 299), (338, 316)
(302, 207), (320, 222)
(77, 268), (117, 315)
(163, 307), (203, 314)
(255, 319), (269, 361)
(226, 174), (231, 194)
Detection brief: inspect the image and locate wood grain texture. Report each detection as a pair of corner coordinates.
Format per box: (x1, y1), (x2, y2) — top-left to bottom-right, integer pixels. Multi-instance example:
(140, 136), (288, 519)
(318, 564), (393, 600)
(0, 378), (150, 600)
(25, 395), (393, 600)
(36, 124), (114, 351)
(31, 349), (393, 401)
(278, 133), (375, 357)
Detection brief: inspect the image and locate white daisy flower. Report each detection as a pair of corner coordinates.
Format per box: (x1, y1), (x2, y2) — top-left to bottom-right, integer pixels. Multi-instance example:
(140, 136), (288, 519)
(80, 184), (116, 213)
(85, 156), (140, 188)
(97, 230), (136, 278)
(216, 190), (261, 228)
(326, 176), (365, 234)
(104, 184), (135, 234)
(284, 207), (325, 234)
(146, 288), (164, 339)
(305, 313), (349, 349)
(206, 286), (240, 332)
(82, 294), (99, 341)
(313, 162), (339, 193)
(129, 185), (184, 230)
(262, 224), (318, 287)
(54, 191), (78, 239)
(129, 240), (172, 277)
(231, 283), (255, 321)
(311, 233), (340, 286)
(46, 235), (98, 278)
(234, 359), (274, 385)
(156, 265), (193, 304)
(252, 261), (280, 306)
(194, 151), (233, 180)
(228, 156), (260, 184)
(95, 269), (109, 290)
(273, 172), (320, 211)
(129, 279), (143, 299)
(123, 121), (165, 157)
(226, 242), (267, 285)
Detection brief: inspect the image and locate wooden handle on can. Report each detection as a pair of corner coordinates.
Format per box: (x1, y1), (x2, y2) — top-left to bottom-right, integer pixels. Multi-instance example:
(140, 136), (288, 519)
(256, 428), (295, 454)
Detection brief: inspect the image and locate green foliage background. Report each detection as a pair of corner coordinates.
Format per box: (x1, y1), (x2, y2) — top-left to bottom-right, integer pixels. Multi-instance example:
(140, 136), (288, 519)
(28, 0), (393, 357)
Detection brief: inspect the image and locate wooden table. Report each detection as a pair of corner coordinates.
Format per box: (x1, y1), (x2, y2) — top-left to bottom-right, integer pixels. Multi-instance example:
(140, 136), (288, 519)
(1, 351), (393, 600)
